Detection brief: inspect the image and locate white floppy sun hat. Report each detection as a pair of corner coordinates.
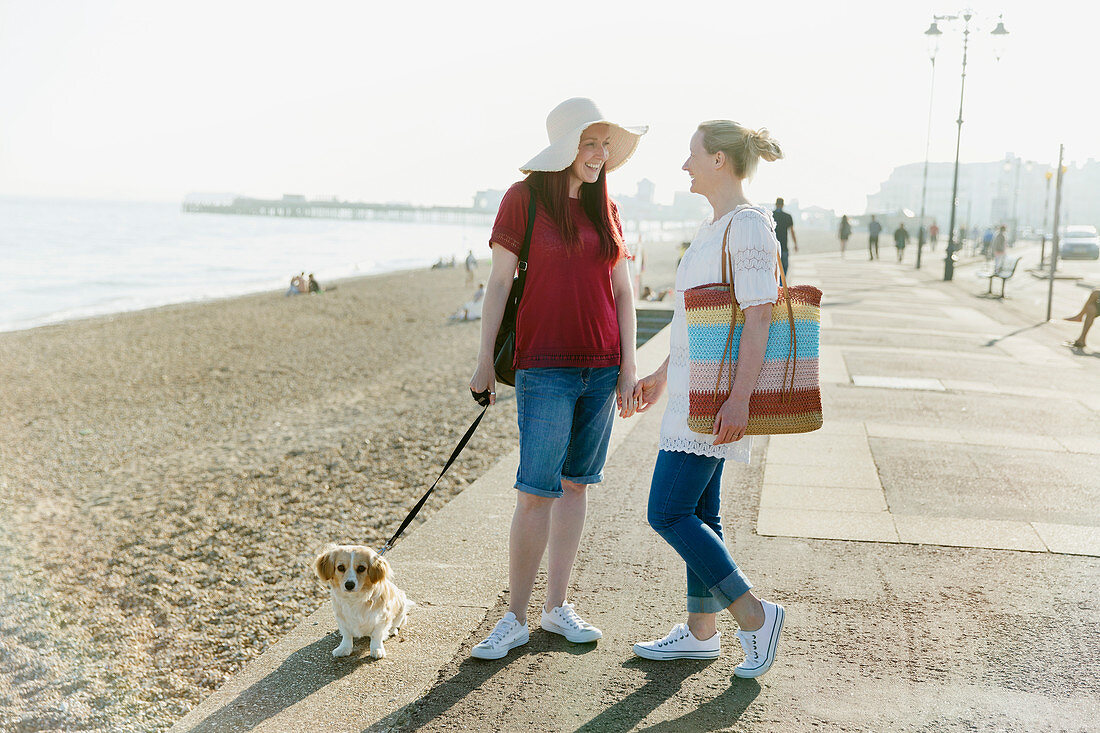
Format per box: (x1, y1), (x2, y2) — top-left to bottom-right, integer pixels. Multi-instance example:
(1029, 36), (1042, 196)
(520, 97), (648, 174)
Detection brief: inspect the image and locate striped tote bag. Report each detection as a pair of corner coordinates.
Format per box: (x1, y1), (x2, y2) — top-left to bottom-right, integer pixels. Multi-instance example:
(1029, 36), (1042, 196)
(684, 224), (823, 435)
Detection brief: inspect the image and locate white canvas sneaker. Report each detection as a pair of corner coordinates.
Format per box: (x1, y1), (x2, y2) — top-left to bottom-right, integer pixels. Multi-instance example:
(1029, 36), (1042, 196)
(633, 622), (721, 661)
(733, 599), (785, 678)
(470, 612), (529, 660)
(541, 603), (602, 643)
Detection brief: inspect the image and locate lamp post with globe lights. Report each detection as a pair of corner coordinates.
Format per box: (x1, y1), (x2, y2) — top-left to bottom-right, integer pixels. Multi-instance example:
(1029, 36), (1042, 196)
(934, 11), (1010, 281)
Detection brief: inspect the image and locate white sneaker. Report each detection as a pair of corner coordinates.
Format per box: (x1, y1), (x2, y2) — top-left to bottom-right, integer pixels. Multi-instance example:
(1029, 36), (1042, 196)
(734, 599), (785, 678)
(470, 612), (529, 660)
(633, 622), (721, 661)
(541, 603), (602, 643)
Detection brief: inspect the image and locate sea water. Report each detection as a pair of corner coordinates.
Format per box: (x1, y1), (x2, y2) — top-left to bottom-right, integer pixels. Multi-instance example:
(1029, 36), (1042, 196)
(0, 197), (494, 332)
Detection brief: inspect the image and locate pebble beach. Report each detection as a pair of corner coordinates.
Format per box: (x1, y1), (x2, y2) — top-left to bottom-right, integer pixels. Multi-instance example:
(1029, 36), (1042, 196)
(0, 261), (538, 732)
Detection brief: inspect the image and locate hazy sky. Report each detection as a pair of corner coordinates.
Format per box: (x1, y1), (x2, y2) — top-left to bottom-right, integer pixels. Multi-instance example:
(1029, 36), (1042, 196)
(1, 0), (1096, 213)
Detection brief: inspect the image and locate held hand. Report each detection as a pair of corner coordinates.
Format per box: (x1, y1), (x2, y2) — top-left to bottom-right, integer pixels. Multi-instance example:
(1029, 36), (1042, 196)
(712, 393), (750, 445)
(616, 370), (640, 418)
(635, 369), (667, 412)
(469, 359), (497, 406)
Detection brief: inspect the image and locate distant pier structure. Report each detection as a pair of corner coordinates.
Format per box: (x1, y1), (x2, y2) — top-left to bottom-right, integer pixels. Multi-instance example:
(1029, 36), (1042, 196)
(182, 193), (496, 225)
(182, 186), (708, 241)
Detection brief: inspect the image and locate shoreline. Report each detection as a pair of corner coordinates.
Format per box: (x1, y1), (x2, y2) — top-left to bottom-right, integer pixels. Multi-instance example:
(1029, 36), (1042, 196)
(1, 225), (849, 336)
(0, 262), (477, 336)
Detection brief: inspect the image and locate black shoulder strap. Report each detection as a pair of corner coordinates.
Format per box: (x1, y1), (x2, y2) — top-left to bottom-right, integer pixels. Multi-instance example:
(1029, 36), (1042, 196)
(515, 185), (537, 293)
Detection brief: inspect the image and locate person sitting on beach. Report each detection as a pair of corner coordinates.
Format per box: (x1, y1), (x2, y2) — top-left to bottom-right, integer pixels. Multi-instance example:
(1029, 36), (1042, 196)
(450, 283), (486, 321)
(308, 273), (322, 294)
(286, 274), (305, 296)
(468, 96), (646, 660)
(1065, 289), (1100, 349)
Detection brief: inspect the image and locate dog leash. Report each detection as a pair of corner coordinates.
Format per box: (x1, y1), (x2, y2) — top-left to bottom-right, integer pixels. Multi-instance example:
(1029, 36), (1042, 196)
(378, 388), (492, 556)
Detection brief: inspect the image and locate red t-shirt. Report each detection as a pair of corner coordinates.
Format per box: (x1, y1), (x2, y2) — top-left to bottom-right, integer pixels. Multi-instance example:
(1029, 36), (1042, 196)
(490, 181), (626, 370)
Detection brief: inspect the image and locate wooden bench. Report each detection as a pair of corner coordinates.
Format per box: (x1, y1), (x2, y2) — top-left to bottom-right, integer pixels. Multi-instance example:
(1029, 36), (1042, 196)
(975, 255), (1021, 298)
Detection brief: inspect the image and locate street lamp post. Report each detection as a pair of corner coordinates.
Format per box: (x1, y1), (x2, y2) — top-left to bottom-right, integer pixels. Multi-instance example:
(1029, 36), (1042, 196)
(936, 12), (1010, 281)
(1010, 158), (1022, 243)
(1040, 168), (1053, 265)
(916, 21), (942, 270)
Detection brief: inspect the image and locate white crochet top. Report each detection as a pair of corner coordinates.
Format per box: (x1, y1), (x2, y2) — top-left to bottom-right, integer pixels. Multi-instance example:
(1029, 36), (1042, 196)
(658, 204), (781, 462)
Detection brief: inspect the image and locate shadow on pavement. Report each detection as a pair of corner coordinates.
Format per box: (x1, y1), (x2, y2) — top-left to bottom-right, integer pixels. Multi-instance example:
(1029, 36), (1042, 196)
(573, 659), (759, 733)
(982, 321), (1046, 347)
(185, 632), (361, 732)
(632, 677), (761, 733)
(367, 636), (597, 731)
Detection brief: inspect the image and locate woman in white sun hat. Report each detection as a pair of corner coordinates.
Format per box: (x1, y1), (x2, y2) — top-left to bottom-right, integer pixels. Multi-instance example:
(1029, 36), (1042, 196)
(468, 97), (647, 660)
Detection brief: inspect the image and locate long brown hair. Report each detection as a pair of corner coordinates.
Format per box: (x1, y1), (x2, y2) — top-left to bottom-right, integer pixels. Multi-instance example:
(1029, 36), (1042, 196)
(525, 169), (623, 263)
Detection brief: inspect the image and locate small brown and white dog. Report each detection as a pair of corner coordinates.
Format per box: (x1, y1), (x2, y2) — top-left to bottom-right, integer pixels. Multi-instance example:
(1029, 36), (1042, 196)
(313, 544), (412, 658)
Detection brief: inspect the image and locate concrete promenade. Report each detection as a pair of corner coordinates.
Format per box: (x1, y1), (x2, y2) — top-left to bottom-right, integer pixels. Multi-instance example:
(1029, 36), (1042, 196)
(172, 246), (1099, 732)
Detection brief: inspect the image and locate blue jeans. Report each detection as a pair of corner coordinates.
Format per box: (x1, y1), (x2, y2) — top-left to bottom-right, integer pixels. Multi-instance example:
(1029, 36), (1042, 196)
(648, 450), (753, 613)
(513, 366), (619, 499)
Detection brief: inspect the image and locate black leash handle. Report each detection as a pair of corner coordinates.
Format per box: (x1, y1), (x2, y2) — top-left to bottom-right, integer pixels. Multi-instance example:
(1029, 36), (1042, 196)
(379, 391), (491, 555)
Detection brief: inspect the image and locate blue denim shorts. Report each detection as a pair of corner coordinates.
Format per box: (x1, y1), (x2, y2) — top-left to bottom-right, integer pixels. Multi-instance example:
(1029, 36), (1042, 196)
(513, 366), (619, 499)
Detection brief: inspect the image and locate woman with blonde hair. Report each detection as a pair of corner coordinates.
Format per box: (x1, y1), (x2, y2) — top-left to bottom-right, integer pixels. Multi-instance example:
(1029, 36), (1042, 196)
(468, 98), (646, 660)
(632, 120), (786, 678)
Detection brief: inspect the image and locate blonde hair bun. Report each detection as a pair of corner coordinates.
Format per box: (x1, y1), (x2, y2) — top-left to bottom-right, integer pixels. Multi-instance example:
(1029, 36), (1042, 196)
(698, 120), (783, 179)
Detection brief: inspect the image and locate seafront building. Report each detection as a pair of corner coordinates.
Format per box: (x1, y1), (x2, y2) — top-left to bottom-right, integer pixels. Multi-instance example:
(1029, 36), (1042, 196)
(866, 155), (1100, 235)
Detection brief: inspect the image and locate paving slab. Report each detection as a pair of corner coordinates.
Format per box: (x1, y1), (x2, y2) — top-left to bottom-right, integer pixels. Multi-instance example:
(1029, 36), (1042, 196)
(756, 506), (899, 543)
(893, 514), (1048, 553)
(764, 462), (881, 489)
(759, 484), (888, 512)
(852, 375), (946, 391)
(1030, 522), (1100, 556)
(818, 345), (849, 383)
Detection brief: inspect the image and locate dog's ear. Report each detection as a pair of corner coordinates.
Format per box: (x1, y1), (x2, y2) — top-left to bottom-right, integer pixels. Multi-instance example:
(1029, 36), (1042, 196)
(314, 547), (336, 582)
(367, 554), (390, 585)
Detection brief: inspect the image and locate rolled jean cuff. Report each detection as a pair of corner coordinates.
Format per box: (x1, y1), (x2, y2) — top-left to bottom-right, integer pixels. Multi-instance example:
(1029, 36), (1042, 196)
(707, 567), (753, 609)
(562, 471), (602, 486)
(514, 481), (562, 499)
(687, 594), (727, 614)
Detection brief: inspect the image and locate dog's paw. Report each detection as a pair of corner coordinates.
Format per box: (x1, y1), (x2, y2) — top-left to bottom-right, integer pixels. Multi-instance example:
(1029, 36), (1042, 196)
(370, 645), (386, 659)
(332, 644), (353, 657)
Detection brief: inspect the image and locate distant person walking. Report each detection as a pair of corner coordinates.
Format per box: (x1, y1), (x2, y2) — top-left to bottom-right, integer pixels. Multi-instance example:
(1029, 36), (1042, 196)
(894, 222), (910, 262)
(982, 227), (995, 257)
(1065, 290), (1100, 349)
(868, 215), (882, 260)
(929, 221), (939, 251)
(772, 197), (797, 274)
(992, 225), (1007, 269)
(464, 249), (478, 285)
(468, 97), (646, 660)
(631, 120), (786, 679)
(837, 215), (852, 258)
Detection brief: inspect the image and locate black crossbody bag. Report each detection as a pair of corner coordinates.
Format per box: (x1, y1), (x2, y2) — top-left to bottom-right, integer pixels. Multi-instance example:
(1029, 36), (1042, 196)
(492, 189), (537, 387)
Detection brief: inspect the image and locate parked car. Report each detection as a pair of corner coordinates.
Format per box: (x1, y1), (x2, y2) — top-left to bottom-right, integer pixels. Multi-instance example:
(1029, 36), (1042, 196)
(1058, 225), (1100, 260)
